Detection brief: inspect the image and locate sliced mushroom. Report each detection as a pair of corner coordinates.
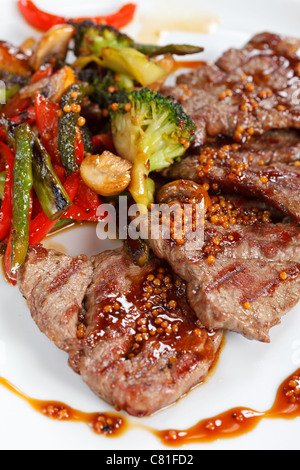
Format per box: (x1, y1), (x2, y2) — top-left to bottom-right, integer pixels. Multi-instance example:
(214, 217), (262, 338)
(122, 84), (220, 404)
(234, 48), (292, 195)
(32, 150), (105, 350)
(156, 179), (211, 208)
(29, 25), (75, 71)
(80, 151), (132, 197)
(19, 38), (36, 56)
(19, 65), (76, 102)
(0, 41), (32, 77)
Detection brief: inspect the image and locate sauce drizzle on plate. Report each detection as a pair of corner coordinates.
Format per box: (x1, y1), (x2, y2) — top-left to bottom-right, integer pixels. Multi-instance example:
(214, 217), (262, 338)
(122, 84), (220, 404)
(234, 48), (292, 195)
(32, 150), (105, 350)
(1, 368), (300, 446)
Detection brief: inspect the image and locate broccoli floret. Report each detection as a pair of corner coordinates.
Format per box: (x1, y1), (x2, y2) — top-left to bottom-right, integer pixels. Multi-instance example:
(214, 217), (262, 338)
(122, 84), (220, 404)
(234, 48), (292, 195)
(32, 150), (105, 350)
(73, 21), (204, 59)
(72, 22), (203, 88)
(90, 70), (134, 109)
(110, 88), (196, 211)
(100, 47), (167, 87)
(73, 21), (133, 57)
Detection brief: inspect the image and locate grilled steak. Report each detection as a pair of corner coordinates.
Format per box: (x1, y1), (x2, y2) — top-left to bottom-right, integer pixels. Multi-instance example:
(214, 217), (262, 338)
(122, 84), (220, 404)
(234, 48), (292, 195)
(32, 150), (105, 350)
(78, 249), (222, 417)
(18, 245), (223, 417)
(161, 130), (300, 222)
(137, 192), (300, 342)
(18, 245), (93, 353)
(163, 32), (300, 146)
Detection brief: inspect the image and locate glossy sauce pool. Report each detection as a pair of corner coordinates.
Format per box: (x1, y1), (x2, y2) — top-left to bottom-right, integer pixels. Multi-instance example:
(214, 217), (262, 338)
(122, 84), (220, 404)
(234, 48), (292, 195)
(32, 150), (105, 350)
(1, 368), (300, 447)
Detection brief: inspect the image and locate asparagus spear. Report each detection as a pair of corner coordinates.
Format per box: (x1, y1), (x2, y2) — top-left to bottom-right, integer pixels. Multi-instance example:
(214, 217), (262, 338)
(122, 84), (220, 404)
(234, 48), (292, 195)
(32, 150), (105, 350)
(134, 43), (204, 58)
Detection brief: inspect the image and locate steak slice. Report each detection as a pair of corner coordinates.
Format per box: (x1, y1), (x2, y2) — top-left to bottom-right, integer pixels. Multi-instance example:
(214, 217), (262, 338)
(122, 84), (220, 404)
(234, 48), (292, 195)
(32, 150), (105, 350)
(161, 130), (300, 222)
(137, 193), (300, 342)
(78, 249), (222, 417)
(18, 246), (222, 417)
(18, 245), (94, 353)
(162, 32), (300, 146)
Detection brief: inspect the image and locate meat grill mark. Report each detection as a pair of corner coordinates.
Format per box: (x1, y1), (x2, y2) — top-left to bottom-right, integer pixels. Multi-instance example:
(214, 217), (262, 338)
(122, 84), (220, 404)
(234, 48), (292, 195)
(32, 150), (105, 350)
(203, 264), (247, 295)
(48, 257), (89, 294)
(137, 193), (300, 342)
(14, 30), (300, 419)
(78, 250), (222, 417)
(18, 246), (94, 352)
(162, 32), (300, 147)
(18, 246), (223, 417)
(242, 263), (300, 304)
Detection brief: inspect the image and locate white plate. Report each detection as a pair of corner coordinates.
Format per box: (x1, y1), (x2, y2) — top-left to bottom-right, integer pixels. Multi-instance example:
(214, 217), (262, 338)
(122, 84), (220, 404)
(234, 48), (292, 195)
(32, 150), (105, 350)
(0, 0), (300, 451)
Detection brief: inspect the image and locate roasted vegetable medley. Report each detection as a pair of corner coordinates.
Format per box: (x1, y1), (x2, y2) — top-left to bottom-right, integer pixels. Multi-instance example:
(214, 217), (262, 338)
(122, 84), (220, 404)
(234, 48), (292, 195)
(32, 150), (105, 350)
(0, 1), (201, 283)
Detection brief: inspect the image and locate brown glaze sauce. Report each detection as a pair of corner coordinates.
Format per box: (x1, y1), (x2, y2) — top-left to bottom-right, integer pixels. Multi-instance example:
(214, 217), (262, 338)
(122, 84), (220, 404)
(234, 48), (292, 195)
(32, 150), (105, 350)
(0, 377), (128, 438)
(84, 261), (214, 363)
(1, 368), (300, 446)
(156, 368), (300, 446)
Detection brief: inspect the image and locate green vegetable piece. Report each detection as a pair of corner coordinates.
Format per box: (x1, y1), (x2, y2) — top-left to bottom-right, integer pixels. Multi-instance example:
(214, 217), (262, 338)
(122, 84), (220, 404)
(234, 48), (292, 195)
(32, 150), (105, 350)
(134, 43), (204, 58)
(73, 21), (203, 59)
(0, 72), (28, 109)
(90, 70), (134, 109)
(58, 83), (91, 175)
(0, 83), (20, 108)
(73, 22), (133, 57)
(101, 47), (167, 87)
(10, 123), (34, 275)
(110, 88), (196, 211)
(32, 137), (73, 221)
(58, 111), (78, 175)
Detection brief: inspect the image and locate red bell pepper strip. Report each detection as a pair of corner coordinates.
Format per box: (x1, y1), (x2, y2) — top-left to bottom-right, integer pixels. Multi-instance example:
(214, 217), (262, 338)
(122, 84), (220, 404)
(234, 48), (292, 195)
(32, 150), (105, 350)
(10, 107), (36, 125)
(0, 128), (6, 141)
(0, 143), (14, 241)
(18, 1), (137, 32)
(35, 93), (61, 166)
(53, 165), (66, 184)
(92, 134), (115, 153)
(73, 179), (99, 211)
(29, 171), (80, 245)
(30, 66), (53, 84)
(62, 179), (100, 222)
(2, 95), (31, 118)
(72, 3), (137, 29)
(18, 0), (67, 31)
(63, 204), (101, 222)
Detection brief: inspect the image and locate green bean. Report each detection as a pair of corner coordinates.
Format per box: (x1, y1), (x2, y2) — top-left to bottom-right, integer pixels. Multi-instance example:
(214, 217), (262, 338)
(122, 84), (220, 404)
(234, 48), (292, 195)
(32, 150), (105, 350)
(10, 123), (33, 275)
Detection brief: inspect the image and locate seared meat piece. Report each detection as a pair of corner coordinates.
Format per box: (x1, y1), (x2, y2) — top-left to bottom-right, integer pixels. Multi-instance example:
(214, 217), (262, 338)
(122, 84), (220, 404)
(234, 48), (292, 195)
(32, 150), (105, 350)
(161, 130), (300, 222)
(163, 32), (300, 146)
(18, 246), (222, 417)
(18, 245), (93, 353)
(78, 249), (222, 417)
(138, 193), (300, 342)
